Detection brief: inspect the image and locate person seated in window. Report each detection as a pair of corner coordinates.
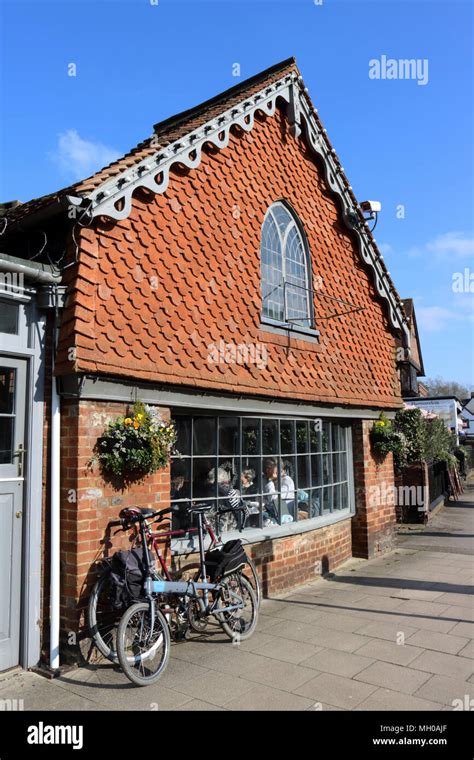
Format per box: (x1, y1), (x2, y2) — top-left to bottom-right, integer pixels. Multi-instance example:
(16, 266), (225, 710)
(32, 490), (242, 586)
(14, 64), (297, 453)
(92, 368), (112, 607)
(263, 458), (279, 525)
(193, 463), (217, 501)
(206, 466), (245, 533)
(170, 461), (191, 530)
(281, 460), (296, 521)
(241, 468), (257, 496)
(240, 468), (259, 527)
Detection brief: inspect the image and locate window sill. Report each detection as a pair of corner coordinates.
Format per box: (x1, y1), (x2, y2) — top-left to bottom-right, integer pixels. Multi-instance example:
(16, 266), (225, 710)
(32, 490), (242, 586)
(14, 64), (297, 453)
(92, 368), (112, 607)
(170, 509), (354, 555)
(259, 318), (320, 343)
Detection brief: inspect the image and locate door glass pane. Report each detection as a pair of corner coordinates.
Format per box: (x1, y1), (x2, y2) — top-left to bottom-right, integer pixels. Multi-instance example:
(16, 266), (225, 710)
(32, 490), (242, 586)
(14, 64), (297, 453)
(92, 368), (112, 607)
(0, 418), (14, 464)
(0, 368), (15, 413)
(0, 367), (16, 465)
(0, 302), (18, 335)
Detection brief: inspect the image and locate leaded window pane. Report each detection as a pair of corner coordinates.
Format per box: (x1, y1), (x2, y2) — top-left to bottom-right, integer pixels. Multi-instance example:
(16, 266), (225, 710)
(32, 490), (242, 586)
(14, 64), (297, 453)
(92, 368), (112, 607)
(261, 202), (312, 327)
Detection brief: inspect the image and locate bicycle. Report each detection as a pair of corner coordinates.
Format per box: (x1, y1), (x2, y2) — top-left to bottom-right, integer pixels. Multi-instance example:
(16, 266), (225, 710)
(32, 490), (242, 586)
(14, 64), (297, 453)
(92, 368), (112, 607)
(155, 498), (261, 609)
(116, 502), (258, 686)
(88, 501), (260, 662)
(87, 506), (175, 663)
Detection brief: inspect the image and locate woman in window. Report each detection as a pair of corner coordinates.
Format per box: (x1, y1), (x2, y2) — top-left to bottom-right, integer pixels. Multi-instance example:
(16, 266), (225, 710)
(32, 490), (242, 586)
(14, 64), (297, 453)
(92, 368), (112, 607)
(281, 459), (296, 521)
(262, 457), (279, 525)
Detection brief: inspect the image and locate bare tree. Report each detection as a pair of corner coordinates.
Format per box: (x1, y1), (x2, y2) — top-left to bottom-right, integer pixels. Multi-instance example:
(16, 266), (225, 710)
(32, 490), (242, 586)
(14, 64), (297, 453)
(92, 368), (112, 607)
(424, 376), (470, 399)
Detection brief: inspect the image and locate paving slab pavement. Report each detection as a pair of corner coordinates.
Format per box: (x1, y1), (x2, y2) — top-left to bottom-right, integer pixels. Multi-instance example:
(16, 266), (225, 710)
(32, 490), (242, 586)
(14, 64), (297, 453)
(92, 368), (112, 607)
(1, 485), (472, 711)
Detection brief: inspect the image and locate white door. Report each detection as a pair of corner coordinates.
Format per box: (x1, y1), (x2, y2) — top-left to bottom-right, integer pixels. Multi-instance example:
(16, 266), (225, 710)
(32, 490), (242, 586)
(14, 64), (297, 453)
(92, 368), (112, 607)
(0, 357), (27, 671)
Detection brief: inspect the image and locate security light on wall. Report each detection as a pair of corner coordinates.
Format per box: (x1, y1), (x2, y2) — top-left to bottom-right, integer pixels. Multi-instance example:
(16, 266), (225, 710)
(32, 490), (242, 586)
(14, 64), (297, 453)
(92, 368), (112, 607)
(360, 200), (382, 213)
(360, 200), (381, 231)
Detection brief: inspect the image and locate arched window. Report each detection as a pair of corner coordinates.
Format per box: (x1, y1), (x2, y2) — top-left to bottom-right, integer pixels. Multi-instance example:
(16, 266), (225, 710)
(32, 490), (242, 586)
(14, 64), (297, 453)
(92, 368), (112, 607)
(260, 201), (313, 329)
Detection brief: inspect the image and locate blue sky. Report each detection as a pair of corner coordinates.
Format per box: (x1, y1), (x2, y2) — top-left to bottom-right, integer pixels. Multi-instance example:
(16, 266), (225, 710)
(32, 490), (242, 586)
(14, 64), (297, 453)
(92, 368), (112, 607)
(1, 0), (473, 388)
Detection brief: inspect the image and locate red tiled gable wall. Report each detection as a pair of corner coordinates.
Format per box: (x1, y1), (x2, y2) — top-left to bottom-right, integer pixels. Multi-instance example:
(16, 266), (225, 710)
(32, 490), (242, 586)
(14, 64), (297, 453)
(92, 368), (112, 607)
(58, 104), (401, 408)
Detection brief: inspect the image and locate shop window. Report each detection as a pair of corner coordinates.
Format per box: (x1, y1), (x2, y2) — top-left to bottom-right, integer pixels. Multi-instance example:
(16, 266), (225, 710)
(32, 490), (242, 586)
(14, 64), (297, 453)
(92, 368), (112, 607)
(170, 414), (354, 534)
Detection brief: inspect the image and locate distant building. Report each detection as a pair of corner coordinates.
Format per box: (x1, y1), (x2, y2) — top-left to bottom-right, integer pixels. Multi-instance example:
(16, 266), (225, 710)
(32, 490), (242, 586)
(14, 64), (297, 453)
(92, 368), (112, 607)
(461, 394), (474, 441)
(406, 396), (464, 445)
(397, 298), (425, 397)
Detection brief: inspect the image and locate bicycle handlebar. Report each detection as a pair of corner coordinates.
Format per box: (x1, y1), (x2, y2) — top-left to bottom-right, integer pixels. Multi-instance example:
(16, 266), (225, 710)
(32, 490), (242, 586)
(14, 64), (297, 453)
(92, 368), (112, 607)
(108, 518), (127, 529)
(107, 505), (178, 532)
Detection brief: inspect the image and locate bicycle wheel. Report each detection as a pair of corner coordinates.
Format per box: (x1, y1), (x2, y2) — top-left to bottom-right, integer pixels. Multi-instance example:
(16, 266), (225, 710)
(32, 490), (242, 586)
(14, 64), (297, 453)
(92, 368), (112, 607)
(87, 567), (121, 662)
(217, 573), (258, 642)
(117, 601), (170, 687)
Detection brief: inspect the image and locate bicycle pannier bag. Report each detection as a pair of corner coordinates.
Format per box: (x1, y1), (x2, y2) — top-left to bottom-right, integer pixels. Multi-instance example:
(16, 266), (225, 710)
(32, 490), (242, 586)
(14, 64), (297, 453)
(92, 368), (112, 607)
(108, 547), (145, 609)
(205, 539), (247, 582)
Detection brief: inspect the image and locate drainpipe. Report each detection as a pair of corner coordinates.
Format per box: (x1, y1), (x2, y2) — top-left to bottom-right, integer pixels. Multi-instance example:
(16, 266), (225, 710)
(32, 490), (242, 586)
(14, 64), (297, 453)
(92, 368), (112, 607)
(50, 293), (61, 671)
(0, 253), (62, 284)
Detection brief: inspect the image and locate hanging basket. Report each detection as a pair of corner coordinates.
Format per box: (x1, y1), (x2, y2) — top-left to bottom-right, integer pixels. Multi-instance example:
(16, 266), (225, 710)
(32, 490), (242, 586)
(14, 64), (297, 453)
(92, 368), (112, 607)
(96, 401), (176, 480)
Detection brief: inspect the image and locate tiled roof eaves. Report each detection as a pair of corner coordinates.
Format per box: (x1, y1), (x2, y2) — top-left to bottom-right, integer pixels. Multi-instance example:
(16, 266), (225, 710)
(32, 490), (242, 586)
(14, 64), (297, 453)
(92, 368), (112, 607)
(57, 357), (402, 410)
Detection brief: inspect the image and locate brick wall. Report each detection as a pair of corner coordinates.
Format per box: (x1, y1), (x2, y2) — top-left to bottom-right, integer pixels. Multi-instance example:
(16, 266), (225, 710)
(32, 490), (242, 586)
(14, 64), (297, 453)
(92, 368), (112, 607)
(58, 399), (171, 657)
(168, 516), (353, 599)
(351, 420), (396, 558)
(247, 518), (353, 596)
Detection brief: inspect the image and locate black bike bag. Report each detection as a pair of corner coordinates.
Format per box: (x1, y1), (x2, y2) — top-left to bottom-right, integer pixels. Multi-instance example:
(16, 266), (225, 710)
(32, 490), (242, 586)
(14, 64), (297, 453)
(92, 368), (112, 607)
(205, 539), (247, 582)
(108, 547), (146, 609)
